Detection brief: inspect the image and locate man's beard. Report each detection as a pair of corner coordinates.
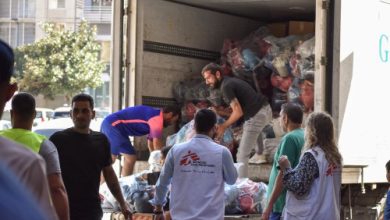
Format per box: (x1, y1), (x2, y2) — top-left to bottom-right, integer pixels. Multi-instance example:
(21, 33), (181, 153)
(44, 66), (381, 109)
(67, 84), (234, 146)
(212, 78), (222, 89)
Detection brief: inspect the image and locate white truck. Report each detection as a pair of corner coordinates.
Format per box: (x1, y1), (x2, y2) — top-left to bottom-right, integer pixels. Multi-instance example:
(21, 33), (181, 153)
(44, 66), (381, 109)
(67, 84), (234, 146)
(110, 0), (390, 219)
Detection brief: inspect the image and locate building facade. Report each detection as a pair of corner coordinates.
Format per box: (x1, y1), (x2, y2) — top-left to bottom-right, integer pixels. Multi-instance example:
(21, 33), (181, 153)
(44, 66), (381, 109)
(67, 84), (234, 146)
(0, 0), (112, 109)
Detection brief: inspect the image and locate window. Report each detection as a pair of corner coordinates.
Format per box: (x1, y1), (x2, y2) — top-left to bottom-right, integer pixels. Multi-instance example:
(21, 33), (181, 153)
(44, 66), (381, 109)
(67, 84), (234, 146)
(9, 23), (17, 47)
(49, 0), (65, 9)
(85, 0), (112, 7)
(0, 0), (10, 18)
(11, 0), (18, 18)
(24, 23), (35, 44)
(25, 0), (36, 18)
(0, 23), (10, 43)
(92, 23), (110, 36)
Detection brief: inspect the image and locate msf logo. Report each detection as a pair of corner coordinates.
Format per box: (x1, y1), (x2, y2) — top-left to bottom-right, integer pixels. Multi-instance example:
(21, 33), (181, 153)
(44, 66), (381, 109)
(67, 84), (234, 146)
(180, 150), (200, 166)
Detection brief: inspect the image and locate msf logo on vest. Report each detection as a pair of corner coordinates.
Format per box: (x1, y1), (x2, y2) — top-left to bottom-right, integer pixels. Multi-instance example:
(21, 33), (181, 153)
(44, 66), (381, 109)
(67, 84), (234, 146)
(180, 150), (200, 166)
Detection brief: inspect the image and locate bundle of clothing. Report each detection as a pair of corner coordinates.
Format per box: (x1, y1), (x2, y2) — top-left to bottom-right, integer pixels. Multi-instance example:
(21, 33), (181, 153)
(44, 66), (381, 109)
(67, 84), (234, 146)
(224, 178), (268, 214)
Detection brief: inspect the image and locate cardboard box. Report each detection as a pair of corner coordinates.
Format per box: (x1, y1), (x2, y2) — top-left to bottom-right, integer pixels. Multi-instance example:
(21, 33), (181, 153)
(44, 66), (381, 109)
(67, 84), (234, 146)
(267, 22), (288, 37)
(288, 21), (315, 35)
(268, 21), (315, 37)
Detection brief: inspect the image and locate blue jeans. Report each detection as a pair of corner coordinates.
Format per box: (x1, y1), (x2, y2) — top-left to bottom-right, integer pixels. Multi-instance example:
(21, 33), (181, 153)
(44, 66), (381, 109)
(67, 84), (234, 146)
(270, 212), (282, 220)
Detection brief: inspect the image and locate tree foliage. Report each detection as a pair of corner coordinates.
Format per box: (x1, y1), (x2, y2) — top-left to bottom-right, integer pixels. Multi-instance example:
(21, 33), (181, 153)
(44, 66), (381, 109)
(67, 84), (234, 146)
(14, 21), (105, 100)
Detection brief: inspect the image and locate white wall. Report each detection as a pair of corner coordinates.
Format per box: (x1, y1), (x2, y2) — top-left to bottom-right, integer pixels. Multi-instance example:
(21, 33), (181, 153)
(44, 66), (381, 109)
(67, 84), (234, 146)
(338, 0), (390, 183)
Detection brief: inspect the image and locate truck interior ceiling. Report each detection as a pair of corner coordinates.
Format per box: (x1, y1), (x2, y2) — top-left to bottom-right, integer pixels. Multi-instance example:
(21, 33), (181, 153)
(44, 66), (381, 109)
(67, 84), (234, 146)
(167, 0), (315, 22)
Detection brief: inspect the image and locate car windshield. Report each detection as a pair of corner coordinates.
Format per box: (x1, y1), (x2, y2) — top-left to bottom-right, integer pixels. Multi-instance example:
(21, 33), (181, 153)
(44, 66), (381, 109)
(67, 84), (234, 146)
(2, 111), (11, 121)
(53, 111), (70, 119)
(36, 111), (43, 118)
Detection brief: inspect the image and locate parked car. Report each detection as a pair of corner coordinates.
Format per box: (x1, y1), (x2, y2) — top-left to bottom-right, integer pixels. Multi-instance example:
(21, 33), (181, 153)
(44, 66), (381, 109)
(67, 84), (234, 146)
(34, 108), (54, 126)
(95, 109), (110, 119)
(52, 106), (71, 119)
(33, 117), (103, 138)
(2, 108), (11, 121)
(0, 120), (11, 130)
(3, 107), (54, 127)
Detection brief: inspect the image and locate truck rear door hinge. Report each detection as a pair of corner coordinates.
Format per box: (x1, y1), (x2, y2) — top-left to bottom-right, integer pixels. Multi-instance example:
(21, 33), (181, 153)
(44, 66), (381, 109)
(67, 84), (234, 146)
(124, 58), (130, 67)
(123, 7), (129, 16)
(322, 0), (329, 10)
(321, 56), (327, 66)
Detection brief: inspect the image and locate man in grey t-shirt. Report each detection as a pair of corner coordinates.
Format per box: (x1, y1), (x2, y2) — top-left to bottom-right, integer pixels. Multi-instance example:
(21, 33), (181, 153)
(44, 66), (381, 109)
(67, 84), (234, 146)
(0, 93), (70, 220)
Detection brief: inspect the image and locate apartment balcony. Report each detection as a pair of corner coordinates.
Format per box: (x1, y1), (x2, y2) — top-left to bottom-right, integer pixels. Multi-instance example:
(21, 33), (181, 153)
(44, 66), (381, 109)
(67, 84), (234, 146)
(83, 6), (111, 23)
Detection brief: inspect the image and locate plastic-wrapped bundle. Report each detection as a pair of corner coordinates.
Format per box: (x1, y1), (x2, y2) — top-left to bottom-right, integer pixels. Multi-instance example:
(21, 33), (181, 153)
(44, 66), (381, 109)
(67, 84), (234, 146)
(290, 36), (315, 78)
(300, 73), (314, 112)
(298, 55), (315, 79)
(166, 115), (234, 149)
(100, 173), (154, 213)
(226, 27), (272, 81)
(184, 82), (210, 102)
(207, 89), (225, 107)
(172, 79), (210, 103)
(166, 120), (196, 147)
(148, 150), (162, 172)
(272, 54), (291, 77)
(287, 77), (303, 106)
(220, 39), (236, 76)
(271, 88), (288, 114)
(227, 47), (248, 79)
(287, 74), (314, 112)
(181, 101), (212, 124)
(270, 73), (293, 93)
(224, 184), (241, 214)
(296, 36), (315, 59)
(182, 102), (197, 123)
(224, 178), (268, 214)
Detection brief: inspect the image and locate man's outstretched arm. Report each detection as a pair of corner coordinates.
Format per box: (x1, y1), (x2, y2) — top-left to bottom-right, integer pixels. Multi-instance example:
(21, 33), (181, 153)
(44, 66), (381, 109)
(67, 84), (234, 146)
(103, 166), (132, 219)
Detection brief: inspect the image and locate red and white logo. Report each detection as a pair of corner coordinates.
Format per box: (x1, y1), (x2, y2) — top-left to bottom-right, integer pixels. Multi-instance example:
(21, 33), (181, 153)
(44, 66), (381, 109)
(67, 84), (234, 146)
(180, 150), (200, 166)
(326, 163), (338, 176)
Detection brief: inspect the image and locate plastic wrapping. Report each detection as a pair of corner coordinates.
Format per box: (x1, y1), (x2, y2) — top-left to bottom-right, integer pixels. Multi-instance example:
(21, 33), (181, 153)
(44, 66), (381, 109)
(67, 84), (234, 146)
(172, 79), (210, 104)
(287, 74), (314, 112)
(270, 73), (293, 93)
(271, 88), (288, 114)
(100, 173), (154, 213)
(290, 36), (315, 78)
(148, 151), (162, 172)
(224, 178), (267, 214)
(287, 77), (302, 105)
(300, 74), (314, 112)
(166, 116), (234, 149)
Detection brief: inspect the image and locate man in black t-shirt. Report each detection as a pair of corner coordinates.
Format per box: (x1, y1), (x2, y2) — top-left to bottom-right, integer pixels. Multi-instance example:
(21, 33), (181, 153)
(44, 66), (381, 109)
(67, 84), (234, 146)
(50, 94), (131, 220)
(202, 63), (272, 178)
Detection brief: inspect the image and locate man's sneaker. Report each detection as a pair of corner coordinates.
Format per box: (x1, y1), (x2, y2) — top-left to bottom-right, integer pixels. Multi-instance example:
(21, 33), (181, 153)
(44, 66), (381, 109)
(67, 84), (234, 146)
(248, 154), (267, 164)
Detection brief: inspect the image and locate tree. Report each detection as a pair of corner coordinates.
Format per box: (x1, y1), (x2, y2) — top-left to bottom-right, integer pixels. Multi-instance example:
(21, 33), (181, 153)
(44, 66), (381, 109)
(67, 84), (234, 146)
(14, 21), (105, 101)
